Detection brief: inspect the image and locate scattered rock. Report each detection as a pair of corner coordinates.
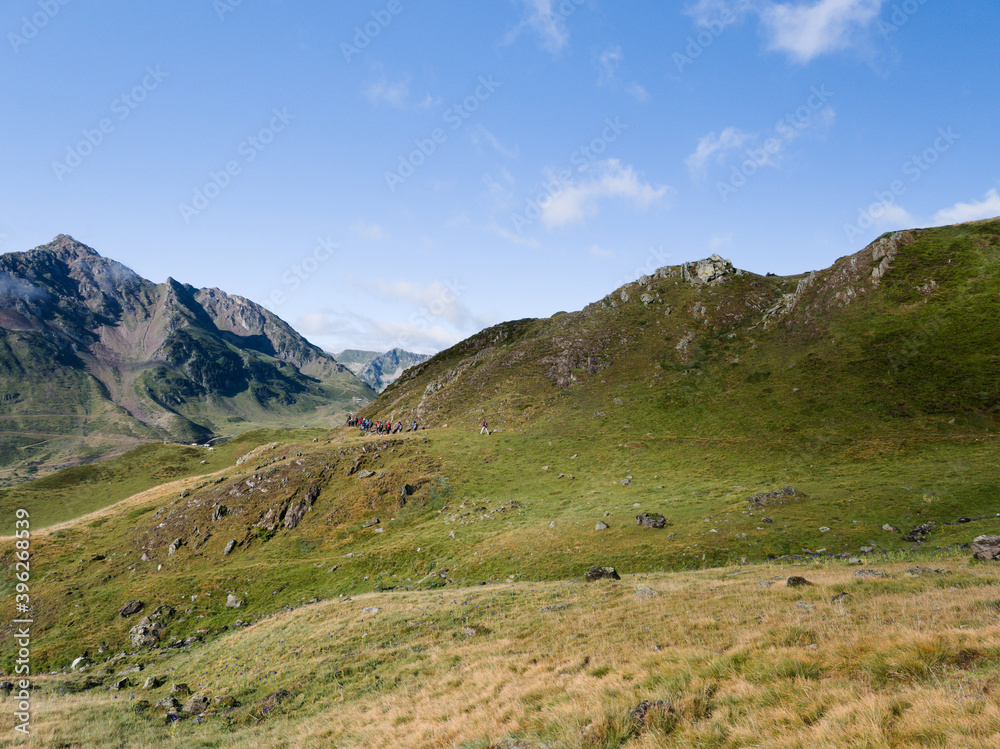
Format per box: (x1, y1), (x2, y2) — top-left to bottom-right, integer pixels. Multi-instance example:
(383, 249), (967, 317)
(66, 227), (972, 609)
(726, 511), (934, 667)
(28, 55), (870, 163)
(363, 518), (381, 529)
(585, 566), (620, 582)
(819, 526), (831, 533)
(182, 693), (210, 714)
(133, 699), (151, 713)
(747, 486), (801, 509)
(167, 538), (183, 557)
(595, 521), (609, 531)
(361, 606), (381, 615)
(848, 557), (863, 565)
(972, 535), (1000, 561)
(902, 523), (934, 543)
(143, 676), (162, 690)
(0, 682), (14, 697)
(860, 546), (875, 553)
(357, 470), (376, 479)
(211, 505), (228, 522)
(539, 602), (572, 612)
(155, 696), (182, 711)
(400, 484), (416, 499)
(619, 477), (632, 486)
(636, 586), (658, 599)
(71, 657), (90, 671)
(170, 684), (191, 697)
(756, 580), (774, 588)
(905, 566), (950, 577)
(882, 524), (900, 533)
(831, 592), (850, 603)
(636, 513), (667, 529)
(284, 501), (309, 530)
(111, 677), (130, 691)
(224, 539), (237, 556)
(226, 594), (244, 609)
(786, 576), (813, 588)
(854, 569), (890, 579)
(119, 601), (144, 617)
(461, 627), (477, 637)
(128, 617), (165, 648)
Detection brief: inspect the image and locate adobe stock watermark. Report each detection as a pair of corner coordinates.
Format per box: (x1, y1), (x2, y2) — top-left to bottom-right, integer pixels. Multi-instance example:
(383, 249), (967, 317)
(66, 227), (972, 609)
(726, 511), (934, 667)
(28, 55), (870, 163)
(509, 117), (628, 232)
(673, 0), (751, 73)
(259, 236), (338, 311)
(717, 85), (833, 202)
(12, 508), (32, 736)
(384, 76), (500, 192)
(879, 0), (930, 38)
(7, 0), (73, 54)
(341, 0), (407, 63)
(619, 246), (674, 288)
(51, 66), (168, 182)
(178, 108), (295, 223)
(843, 127), (960, 244)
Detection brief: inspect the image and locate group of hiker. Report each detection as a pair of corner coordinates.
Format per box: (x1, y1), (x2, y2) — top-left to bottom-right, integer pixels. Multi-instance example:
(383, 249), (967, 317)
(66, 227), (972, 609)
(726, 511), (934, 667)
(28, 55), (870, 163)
(345, 415), (491, 435)
(346, 415), (417, 435)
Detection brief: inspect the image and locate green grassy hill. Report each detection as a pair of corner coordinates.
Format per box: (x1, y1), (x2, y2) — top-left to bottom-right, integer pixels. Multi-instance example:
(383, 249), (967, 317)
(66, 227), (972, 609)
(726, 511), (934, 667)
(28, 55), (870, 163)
(1, 220), (999, 747)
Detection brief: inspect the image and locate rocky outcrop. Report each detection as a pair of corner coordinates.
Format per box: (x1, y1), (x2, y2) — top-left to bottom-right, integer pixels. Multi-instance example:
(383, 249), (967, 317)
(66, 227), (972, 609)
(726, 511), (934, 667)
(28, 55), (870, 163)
(585, 566), (620, 582)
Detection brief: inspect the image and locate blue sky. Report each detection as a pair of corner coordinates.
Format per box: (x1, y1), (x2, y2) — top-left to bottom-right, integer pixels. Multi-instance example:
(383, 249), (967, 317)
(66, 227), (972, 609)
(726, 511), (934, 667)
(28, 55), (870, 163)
(2, 0), (998, 354)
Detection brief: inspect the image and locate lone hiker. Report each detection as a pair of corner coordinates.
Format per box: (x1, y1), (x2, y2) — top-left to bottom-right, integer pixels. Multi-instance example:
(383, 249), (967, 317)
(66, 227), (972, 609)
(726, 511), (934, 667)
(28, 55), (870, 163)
(480, 419), (489, 435)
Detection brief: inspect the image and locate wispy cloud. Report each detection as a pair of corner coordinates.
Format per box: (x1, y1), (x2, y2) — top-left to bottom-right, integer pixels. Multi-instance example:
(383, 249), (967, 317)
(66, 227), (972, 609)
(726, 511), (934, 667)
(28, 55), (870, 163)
(760, 0), (884, 63)
(503, 0), (571, 55)
(932, 188), (1000, 225)
(364, 76), (410, 108)
(490, 223), (542, 249)
(685, 127), (755, 178)
(597, 46), (623, 85)
(297, 310), (461, 354)
(540, 159), (672, 229)
(626, 82), (651, 103)
(589, 244), (615, 259)
(351, 221), (387, 241)
(471, 126), (519, 159)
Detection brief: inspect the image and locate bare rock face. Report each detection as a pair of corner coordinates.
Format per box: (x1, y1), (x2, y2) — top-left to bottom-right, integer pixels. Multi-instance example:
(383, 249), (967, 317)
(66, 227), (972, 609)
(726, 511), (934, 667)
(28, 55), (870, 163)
(636, 513), (667, 529)
(119, 600), (144, 617)
(681, 254), (739, 286)
(972, 535), (1000, 561)
(182, 693), (210, 714)
(128, 617), (164, 648)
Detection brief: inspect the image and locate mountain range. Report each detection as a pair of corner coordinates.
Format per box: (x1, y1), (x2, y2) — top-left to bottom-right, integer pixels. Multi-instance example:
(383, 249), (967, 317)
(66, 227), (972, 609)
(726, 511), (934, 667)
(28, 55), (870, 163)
(0, 235), (375, 484)
(334, 348), (431, 392)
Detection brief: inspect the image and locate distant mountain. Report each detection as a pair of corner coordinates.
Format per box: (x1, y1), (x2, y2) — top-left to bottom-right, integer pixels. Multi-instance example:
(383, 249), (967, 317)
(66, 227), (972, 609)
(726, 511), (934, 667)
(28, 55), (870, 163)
(0, 235), (376, 483)
(334, 348), (430, 392)
(364, 220), (1000, 438)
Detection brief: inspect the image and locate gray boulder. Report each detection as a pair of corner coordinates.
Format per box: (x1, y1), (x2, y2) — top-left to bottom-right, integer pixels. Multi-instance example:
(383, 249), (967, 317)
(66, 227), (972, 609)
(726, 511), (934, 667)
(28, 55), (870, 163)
(585, 566), (620, 582)
(128, 617), (164, 648)
(143, 676), (163, 690)
(182, 693), (210, 714)
(595, 521), (609, 531)
(786, 576), (813, 588)
(972, 535), (1000, 561)
(119, 601), (144, 617)
(226, 594), (244, 609)
(224, 539), (237, 556)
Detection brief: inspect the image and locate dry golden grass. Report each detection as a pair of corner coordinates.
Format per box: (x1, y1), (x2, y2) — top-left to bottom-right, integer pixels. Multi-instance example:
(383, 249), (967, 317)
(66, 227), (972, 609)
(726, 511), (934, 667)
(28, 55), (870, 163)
(15, 558), (1000, 748)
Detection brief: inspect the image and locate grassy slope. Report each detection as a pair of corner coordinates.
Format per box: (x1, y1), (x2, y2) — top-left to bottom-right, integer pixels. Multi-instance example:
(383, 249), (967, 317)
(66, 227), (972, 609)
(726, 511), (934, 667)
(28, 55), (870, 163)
(1, 221), (1000, 746)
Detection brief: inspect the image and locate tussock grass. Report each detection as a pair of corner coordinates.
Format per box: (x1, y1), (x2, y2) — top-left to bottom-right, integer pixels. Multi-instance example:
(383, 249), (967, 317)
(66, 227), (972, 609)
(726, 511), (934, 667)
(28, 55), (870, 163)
(14, 558), (1000, 748)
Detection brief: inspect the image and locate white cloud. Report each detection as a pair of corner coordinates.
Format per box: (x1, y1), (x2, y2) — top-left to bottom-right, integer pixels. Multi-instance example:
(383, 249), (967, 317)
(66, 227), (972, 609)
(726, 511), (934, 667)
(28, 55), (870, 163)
(685, 127), (755, 178)
(597, 46), (623, 85)
(589, 244), (615, 259)
(626, 82), (651, 103)
(296, 310), (461, 355)
(932, 189), (1000, 225)
(687, 0), (754, 26)
(709, 233), (733, 251)
(364, 77), (410, 108)
(351, 221), (387, 241)
(872, 202), (915, 228)
(349, 277), (486, 330)
(540, 159), (672, 229)
(760, 0), (883, 63)
(503, 0), (570, 55)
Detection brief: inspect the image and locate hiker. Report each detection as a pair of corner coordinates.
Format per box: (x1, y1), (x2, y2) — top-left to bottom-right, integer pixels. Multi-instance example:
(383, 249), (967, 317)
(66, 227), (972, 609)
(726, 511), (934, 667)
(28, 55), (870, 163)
(480, 419), (489, 435)
(411, 420), (418, 432)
